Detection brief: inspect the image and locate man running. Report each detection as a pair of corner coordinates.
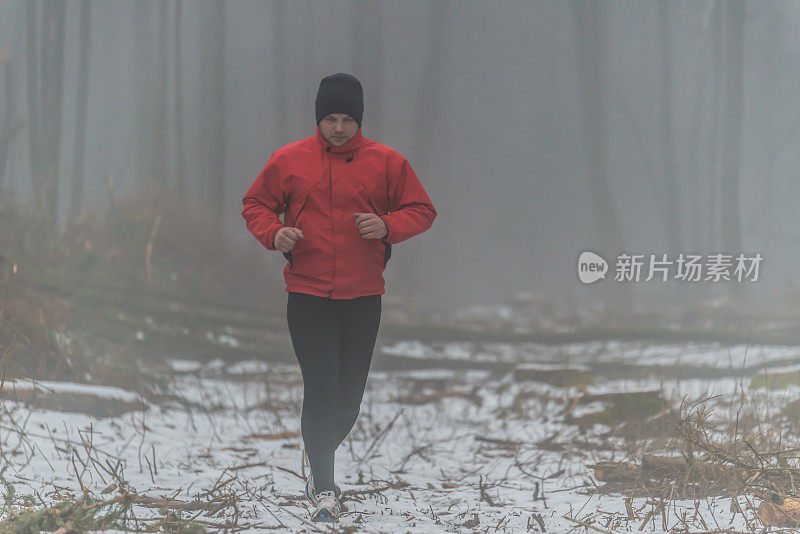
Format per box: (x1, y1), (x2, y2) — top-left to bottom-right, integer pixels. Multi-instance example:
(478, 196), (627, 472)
(241, 73), (437, 522)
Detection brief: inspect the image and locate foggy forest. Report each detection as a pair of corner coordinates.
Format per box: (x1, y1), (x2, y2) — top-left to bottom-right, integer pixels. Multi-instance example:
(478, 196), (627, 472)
(2, 0), (800, 532)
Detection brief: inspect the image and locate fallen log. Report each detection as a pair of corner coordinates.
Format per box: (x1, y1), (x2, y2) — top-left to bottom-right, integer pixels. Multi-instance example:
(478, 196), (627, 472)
(757, 497), (800, 528)
(589, 461), (641, 482)
(589, 455), (748, 485)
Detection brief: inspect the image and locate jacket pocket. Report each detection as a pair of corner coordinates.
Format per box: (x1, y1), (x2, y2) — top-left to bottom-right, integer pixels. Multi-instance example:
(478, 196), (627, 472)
(283, 182), (319, 266)
(356, 180), (388, 215)
(361, 184), (394, 266)
(356, 183), (392, 266)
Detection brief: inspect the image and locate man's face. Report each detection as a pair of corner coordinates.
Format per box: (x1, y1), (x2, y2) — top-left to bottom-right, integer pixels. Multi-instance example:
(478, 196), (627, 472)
(319, 114), (359, 147)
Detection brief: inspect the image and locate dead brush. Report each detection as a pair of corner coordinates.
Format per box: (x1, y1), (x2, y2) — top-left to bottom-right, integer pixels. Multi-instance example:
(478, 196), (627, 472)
(0, 270), (87, 382)
(0, 400), (258, 532)
(0, 487), (235, 533)
(588, 381), (800, 529)
(57, 181), (283, 307)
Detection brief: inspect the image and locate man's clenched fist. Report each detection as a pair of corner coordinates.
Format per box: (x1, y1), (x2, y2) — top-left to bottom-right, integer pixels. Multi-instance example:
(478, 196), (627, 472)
(274, 227), (304, 252)
(354, 213), (388, 239)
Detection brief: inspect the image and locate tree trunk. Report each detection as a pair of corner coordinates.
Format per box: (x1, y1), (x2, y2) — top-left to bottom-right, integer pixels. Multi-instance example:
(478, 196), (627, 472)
(720, 1), (744, 256)
(706, 6), (723, 250)
(571, 1), (628, 309)
(134, 0), (156, 192)
(25, 0), (40, 210)
(658, 2), (681, 254)
(572, 2), (624, 254)
(174, 0), (186, 207)
(69, 0), (91, 227)
(395, 0), (448, 302)
(198, 1), (225, 233)
(39, 0), (66, 232)
(352, 0), (384, 136)
(0, 47), (20, 194)
(153, 0), (168, 192)
(272, 0), (286, 133)
(688, 3), (716, 252)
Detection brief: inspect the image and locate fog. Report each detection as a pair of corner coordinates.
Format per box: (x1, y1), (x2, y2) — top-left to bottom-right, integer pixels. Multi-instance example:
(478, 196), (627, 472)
(2, 0), (798, 315)
(7, 3), (800, 530)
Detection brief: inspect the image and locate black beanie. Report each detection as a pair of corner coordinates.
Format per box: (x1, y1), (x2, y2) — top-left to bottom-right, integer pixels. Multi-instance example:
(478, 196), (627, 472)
(315, 73), (364, 127)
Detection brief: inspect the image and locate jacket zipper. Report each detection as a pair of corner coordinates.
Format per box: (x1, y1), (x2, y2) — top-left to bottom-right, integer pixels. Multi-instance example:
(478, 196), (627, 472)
(327, 147), (335, 297)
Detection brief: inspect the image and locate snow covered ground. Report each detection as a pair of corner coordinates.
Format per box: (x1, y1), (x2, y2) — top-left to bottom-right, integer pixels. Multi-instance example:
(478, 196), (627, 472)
(2, 339), (799, 532)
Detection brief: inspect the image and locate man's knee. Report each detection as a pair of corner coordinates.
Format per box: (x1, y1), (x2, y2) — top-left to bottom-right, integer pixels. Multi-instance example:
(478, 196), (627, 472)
(336, 405), (360, 434)
(303, 375), (338, 401)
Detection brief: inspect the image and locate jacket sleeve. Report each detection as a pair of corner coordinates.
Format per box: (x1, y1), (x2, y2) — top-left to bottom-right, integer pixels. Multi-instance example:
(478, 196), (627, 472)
(379, 154), (437, 245)
(241, 153), (287, 251)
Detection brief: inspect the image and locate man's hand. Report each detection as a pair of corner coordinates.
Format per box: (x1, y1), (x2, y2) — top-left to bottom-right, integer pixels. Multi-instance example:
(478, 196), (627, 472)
(354, 212), (388, 239)
(274, 227), (304, 252)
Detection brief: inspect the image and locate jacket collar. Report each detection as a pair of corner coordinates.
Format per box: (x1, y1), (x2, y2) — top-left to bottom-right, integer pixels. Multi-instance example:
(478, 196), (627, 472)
(315, 126), (363, 153)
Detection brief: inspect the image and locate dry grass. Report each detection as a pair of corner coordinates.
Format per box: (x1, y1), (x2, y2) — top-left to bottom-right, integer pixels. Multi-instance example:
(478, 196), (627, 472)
(0, 183), (286, 384)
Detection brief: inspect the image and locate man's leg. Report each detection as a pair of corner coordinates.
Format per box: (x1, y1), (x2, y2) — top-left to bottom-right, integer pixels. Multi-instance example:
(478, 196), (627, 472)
(335, 294), (381, 448)
(286, 292), (341, 493)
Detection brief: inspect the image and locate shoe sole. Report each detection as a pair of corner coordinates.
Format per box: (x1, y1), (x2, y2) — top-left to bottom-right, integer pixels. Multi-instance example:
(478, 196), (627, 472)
(311, 508), (339, 522)
(305, 478), (315, 504)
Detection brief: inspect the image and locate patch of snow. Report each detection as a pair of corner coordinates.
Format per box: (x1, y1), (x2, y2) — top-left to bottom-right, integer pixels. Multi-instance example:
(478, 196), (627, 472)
(4, 379), (141, 403)
(217, 334), (240, 348)
(517, 362), (592, 372)
(380, 340), (429, 359)
(166, 359), (203, 372)
(53, 331), (72, 348)
(227, 360), (269, 375)
(203, 359), (226, 371)
(0, 339), (780, 532)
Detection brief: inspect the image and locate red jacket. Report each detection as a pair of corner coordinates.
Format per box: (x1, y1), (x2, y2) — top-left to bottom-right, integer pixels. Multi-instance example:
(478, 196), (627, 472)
(242, 127), (437, 299)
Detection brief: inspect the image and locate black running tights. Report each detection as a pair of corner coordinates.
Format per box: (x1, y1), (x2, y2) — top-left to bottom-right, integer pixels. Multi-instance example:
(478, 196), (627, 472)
(286, 291), (381, 493)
